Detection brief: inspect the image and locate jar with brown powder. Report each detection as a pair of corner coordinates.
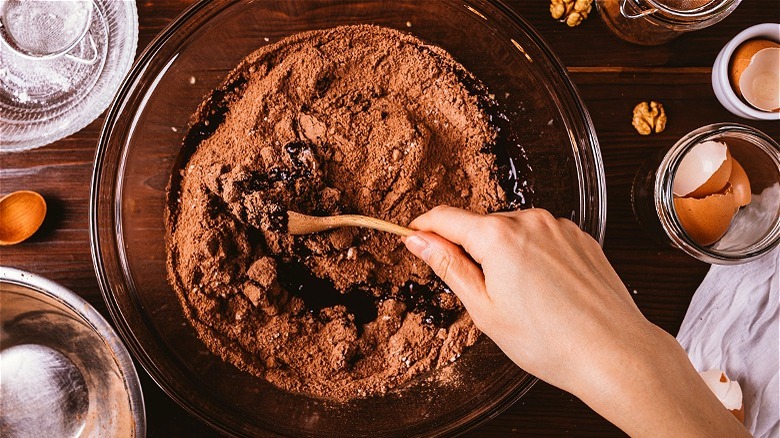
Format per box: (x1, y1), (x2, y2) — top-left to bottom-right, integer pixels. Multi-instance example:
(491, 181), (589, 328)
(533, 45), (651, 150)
(596, 0), (742, 45)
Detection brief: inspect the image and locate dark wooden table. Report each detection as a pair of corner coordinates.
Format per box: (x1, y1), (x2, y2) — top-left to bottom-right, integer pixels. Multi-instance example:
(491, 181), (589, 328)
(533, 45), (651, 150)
(2, 1), (778, 436)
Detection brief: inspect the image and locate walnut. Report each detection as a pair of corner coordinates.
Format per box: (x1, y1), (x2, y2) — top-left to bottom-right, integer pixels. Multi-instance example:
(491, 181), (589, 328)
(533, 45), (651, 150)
(632, 101), (667, 135)
(550, 0), (593, 27)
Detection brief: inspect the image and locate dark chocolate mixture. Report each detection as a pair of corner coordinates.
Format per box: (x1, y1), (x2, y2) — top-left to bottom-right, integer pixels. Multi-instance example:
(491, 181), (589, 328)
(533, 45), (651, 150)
(166, 25), (522, 401)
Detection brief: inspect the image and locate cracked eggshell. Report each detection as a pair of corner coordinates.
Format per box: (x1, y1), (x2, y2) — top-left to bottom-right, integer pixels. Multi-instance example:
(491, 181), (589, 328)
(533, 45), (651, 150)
(730, 39), (779, 94)
(738, 47), (780, 112)
(674, 186), (738, 246)
(699, 370), (744, 423)
(729, 158), (752, 207)
(673, 141), (733, 198)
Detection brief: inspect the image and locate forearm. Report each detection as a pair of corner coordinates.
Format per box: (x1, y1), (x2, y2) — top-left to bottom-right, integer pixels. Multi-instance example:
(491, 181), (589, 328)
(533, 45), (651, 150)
(574, 324), (749, 438)
(403, 208), (750, 437)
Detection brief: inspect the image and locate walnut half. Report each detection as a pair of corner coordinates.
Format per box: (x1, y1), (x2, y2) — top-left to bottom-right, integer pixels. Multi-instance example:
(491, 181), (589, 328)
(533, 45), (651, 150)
(550, 0), (593, 27)
(632, 101), (667, 135)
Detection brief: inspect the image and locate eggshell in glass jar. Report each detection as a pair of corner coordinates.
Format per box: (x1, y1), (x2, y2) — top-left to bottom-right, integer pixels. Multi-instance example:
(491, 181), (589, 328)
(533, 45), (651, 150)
(673, 141), (732, 198)
(674, 186), (738, 246)
(729, 158), (752, 207)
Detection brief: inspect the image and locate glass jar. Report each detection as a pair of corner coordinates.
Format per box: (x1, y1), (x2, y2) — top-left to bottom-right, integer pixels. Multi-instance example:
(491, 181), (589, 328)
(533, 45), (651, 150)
(632, 123), (780, 264)
(596, 0), (742, 46)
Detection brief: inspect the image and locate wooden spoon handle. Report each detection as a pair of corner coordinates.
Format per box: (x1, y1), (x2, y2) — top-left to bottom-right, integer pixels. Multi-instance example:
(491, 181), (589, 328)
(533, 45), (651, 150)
(287, 211), (414, 237)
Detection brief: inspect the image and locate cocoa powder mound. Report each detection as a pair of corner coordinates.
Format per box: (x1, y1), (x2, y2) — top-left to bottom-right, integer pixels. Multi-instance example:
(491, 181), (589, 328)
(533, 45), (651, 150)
(166, 25), (508, 402)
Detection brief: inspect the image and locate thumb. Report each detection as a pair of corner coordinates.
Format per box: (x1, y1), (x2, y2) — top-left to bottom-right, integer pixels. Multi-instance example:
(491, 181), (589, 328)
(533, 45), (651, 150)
(403, 231), (488, 312)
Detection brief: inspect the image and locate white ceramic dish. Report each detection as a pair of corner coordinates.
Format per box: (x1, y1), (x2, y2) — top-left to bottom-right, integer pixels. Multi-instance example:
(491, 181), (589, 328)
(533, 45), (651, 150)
(711, 22), (780, 121)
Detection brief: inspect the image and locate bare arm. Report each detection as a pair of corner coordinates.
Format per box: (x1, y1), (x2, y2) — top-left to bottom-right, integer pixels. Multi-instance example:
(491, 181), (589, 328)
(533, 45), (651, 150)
(403, 206), (749, 438)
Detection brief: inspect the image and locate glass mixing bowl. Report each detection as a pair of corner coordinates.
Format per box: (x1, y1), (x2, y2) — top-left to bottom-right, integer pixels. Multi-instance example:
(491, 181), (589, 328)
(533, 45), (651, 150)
(91, 1), (606, 436)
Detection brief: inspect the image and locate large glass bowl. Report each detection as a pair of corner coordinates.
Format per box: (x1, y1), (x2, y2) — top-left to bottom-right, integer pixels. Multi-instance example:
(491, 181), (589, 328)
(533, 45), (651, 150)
(91, 1), (606, 436)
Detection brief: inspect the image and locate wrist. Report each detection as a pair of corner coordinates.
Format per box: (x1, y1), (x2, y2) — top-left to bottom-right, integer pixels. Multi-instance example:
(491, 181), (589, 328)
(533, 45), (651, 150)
(567, 321), (675, 408)
(569, 323), (749, 438)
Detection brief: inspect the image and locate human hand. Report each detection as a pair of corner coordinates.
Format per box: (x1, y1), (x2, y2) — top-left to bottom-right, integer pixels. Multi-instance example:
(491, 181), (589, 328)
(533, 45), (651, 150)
(403, 206), (646, 393)
(403, 206), (749, 438)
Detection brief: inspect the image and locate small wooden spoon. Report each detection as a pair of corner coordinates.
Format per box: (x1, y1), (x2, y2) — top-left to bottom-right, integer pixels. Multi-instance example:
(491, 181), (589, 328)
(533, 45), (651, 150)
(0, 191), (47, 245)
(287, 211), (414, 237)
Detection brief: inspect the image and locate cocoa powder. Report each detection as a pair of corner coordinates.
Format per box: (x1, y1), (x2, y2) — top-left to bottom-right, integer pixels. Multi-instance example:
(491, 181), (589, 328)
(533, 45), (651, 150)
(166, 25), (508, 401)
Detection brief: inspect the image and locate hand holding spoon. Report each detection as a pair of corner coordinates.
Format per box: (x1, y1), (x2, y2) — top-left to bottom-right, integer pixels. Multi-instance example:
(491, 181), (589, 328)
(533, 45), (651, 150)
(287, 211), (413, 237)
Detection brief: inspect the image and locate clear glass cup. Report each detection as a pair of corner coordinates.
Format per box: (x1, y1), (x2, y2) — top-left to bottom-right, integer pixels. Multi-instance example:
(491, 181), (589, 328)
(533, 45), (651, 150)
(632, 123), (780, 264)
(596, 0), (742, 46)
(0, 0), (94, 60)
(0, 0), (138, 152)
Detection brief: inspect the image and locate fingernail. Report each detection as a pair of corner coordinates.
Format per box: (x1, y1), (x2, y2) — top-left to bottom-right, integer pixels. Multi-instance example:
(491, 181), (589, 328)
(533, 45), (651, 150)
(404, 234), (429, 258)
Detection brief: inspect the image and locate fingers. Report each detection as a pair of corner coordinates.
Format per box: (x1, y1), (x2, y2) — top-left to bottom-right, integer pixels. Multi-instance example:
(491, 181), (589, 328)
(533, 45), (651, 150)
(409, 205), (492, 262)
(410, 206), (560, 264)
(403, 231), (489, 313)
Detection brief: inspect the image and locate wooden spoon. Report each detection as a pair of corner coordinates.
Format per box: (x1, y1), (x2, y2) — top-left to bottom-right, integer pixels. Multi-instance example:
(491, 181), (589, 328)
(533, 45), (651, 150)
(287, 211), (414, 237)
(0, 191), (47, 245)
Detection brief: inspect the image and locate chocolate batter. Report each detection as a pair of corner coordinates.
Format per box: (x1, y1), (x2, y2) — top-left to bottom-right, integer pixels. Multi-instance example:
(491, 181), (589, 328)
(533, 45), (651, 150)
(166, 25), (519, 401)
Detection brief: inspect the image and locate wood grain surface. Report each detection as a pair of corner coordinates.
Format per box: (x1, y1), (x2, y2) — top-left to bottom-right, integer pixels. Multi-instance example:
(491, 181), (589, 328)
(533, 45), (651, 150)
(1, 0), (778, 436)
